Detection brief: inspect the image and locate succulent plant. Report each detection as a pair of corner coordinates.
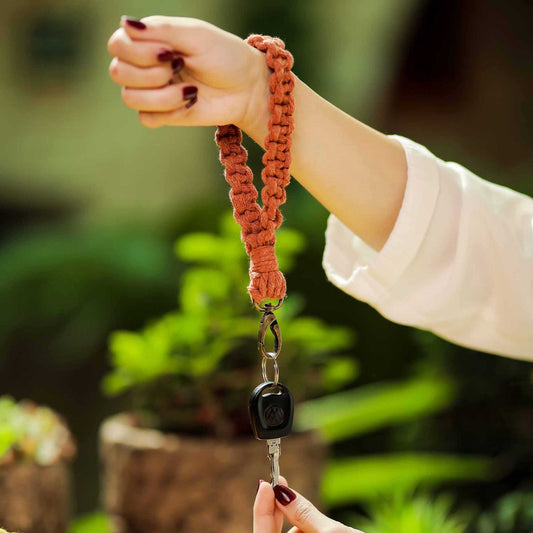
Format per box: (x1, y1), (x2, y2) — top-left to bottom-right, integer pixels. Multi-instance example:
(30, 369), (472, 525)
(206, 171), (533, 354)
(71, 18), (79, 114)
(0, 396), (76, 466)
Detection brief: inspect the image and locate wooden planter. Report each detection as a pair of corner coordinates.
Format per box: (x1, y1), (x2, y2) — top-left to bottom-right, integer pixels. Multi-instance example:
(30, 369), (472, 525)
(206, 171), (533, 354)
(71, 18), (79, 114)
(100, 413), (326, 533)
(0, 461), (72, 533)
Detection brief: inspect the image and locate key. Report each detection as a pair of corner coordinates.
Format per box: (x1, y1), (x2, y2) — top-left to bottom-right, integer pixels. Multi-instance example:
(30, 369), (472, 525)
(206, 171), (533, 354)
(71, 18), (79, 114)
(249, 381), (294, 486)
(267, 438), (281, 487)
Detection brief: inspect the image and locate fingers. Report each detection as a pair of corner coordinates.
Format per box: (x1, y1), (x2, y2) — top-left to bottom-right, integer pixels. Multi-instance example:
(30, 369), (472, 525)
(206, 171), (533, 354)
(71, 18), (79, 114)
(137, 107), (199, 129)
(121, 83), (197, 112)
(109, 58), (172, 88)
(254, 481), (284, 533)
(253, 477), (364, 533)
(273, 484), (361, 533)
(108, 28), (174, 67)
(120, 15), (212, 56)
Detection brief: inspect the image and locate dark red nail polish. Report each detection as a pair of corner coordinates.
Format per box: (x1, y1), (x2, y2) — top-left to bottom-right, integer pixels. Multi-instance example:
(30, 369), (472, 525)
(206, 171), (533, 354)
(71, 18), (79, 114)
(257, 479), (265, 493)
(157, 49), (174, 62)
(172, 57), (185, 74)
(274, 485), (296, 506)
(182, 86), (198, 101)
(123, 17), (146, 30)
(185, 96), (198, 109)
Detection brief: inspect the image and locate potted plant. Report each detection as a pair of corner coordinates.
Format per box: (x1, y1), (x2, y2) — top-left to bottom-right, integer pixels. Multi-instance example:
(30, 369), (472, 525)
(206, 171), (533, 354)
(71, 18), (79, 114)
(0, 396), (76, 533)
(99, 211), (357, 533)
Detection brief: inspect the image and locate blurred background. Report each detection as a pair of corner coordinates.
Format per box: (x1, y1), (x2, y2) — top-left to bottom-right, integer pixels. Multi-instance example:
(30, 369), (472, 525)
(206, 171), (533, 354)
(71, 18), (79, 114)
(1, 0), (532, 531)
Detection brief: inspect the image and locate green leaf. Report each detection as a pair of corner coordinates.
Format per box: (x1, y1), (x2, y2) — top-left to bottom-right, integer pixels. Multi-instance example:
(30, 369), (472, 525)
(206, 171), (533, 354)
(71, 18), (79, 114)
(321, 453), (493, 505)
(109, 331), (147, 364)
(275, 294), (305, 321)
(295, 376), (455, 441)
(101, 371), (134, 397)
(174, 233), (221, 262)
(108, 328), (180, 384)
(0, 396), (16, 421)
(69, 512), (110, 533)
(109, 331), (158, 379)
(189, 338), (236, 377)
(220, 211), (243, 239)
(284, 317), (355, 355)
(0, 426), (16, 459)
(218, 316), (258, 339)
(154, 312), (209, 352)
(322, 357), (360, 391)
(175, 233), (243, 266)
(473, 491), (533, 533)
(179, 268), (231, 314)
(276, 228), (306, 255)
(275, 229), (306, 272)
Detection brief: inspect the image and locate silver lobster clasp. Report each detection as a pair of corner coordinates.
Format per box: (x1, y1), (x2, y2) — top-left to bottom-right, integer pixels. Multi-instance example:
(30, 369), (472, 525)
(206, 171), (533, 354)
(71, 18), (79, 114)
(258, 306), (282, 360)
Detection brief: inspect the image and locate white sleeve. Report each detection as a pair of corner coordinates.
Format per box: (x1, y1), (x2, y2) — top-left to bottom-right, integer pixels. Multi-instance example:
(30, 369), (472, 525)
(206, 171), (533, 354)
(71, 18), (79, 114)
(322, 135), (533, 361)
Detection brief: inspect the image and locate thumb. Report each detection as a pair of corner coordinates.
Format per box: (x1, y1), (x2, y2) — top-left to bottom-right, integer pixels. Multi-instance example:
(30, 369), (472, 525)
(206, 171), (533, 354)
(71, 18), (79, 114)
(273, 485), (358, 533)
(121, 15), (209, 54)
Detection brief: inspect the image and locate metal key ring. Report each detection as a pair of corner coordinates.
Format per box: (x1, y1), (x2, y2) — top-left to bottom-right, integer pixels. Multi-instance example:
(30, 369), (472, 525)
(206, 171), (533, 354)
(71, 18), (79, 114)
(262, 357), (279, 386)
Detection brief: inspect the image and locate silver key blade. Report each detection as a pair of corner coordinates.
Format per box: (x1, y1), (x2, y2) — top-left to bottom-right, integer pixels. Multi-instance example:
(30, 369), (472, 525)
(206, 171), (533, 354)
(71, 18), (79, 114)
(267, 438), (281, 487)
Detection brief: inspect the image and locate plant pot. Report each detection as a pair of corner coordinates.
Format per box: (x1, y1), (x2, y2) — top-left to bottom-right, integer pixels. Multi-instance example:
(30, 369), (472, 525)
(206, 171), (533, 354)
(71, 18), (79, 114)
(100, 412), (326, 533)
(0, 461), (72, 533)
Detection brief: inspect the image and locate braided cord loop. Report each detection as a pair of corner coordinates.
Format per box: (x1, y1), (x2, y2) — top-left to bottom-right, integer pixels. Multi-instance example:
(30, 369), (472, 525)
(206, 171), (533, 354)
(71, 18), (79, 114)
(214, 34), (295, 308)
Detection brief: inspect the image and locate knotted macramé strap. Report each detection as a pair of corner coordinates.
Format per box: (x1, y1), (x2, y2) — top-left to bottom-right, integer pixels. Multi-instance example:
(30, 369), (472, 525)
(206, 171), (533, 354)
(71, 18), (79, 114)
(215, 34), (295, 307)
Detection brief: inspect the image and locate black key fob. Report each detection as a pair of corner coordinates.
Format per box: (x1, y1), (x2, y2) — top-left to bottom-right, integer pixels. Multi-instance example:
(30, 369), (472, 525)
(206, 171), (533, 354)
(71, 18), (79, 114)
(249, 381), (294, 440)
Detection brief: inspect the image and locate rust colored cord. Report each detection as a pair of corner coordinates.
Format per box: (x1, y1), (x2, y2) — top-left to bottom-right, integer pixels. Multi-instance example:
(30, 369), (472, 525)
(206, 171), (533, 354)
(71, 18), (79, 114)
(215, 34), (295, 309)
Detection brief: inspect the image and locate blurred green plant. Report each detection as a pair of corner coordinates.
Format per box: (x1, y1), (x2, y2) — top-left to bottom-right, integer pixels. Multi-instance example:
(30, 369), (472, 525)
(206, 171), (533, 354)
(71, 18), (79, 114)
(0, 223), (176, 366)
(69, 512), (110, 533)
(102, 211), (357, 436)
(347, 489), (533, 533)
(0, 396), (75, 466)
(296, 375), (454, 442)
(295, 373), (494, 503)
(322, 453), (492, 506)
(350, 493), (471, 533)
(473, 491), (533, 533)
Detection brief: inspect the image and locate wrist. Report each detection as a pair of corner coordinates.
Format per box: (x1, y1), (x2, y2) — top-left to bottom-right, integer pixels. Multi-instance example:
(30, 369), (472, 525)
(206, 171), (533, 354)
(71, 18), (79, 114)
(237, 46), (273, 148)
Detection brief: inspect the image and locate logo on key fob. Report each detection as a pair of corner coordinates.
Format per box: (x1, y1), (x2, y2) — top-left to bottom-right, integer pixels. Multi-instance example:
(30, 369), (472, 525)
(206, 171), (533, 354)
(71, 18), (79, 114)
(264, 405), (285, 427)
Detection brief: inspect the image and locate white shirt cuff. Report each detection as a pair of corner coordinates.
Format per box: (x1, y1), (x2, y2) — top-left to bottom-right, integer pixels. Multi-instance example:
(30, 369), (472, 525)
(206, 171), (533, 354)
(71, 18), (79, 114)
(322, 135), (440, 309)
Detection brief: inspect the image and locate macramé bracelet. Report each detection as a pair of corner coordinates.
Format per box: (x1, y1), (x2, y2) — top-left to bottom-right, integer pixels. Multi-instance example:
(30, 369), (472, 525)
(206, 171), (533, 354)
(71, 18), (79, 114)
(214, 34), (295, 311)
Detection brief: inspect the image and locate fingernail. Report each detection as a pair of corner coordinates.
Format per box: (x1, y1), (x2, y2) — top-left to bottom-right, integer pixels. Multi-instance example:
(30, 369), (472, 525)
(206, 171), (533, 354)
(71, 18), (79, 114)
(182, 85), (197, 100)
(185, 96), (198, 108)
(273, 485), (297, 506)
(256, 479), (265, 493)
(122, 17), (146, 30)
(172, 57), (185, 74)
(183, 86), (198, 101)
(157, 49), (175, 62)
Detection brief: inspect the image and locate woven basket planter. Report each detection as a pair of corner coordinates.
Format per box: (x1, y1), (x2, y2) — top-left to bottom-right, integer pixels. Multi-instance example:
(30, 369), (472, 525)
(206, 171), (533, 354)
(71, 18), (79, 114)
(100, 413), (325, 533)
(0, 461), (72, 533)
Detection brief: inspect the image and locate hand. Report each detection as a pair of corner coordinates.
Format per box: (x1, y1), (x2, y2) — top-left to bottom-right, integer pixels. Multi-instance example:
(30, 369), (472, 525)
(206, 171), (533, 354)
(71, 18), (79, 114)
(255, 477), (364, 533)
(107, 16), (269, 130)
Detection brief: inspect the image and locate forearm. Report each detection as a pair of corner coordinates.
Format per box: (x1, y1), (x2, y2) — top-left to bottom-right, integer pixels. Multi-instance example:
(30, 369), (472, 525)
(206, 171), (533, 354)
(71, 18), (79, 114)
(241, 57), (407, 251)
